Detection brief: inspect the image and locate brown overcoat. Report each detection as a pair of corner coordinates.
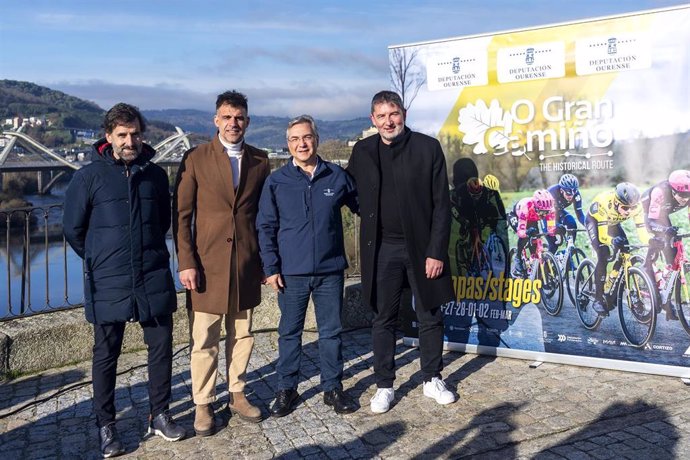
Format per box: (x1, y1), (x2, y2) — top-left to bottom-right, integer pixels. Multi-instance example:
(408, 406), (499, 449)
(173, 136), (270, 314)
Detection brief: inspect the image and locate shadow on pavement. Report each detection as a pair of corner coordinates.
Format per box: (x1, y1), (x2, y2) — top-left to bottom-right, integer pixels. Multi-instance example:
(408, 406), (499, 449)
(534, 400), (678, 458)
(0, 368), (86, 412)
(275, 421), (406, 459)
(409, 402), (525, 459)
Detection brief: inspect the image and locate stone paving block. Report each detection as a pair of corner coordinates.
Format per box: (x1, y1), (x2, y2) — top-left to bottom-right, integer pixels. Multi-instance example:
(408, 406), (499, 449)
(532, 452), (567, 460)
(3, 329), (690, 458)
(587, 446), (619, 459)
(553, 445), (597, 460)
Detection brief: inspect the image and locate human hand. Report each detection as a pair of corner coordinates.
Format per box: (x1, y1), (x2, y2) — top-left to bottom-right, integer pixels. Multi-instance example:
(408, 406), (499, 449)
(425, 258), (444, 279)
(611, 236), (627, 252)
(266, 273), (284, 293)
(179, 268), (199, 291)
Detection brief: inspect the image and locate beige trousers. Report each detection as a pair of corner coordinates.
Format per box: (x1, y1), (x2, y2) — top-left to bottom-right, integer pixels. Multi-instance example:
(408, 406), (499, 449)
(188, 308), (254, 404)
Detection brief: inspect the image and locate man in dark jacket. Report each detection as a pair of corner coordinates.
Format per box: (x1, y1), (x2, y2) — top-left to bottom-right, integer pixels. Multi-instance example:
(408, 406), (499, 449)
(257, 115), (358, 417)
(347, 91), (456, 414)
(64, 103), (184, 457)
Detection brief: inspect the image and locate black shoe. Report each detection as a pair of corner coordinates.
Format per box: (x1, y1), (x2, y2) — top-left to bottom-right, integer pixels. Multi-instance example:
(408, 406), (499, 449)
(99, 423), (125, 458)
(323, 389), (357, 414)
(511, 255), (528, 278)
(665, 302), (679, 321)
(148, 411), (186, 442)
(270, 389), (299, 417)
(591, 299), (608, 316)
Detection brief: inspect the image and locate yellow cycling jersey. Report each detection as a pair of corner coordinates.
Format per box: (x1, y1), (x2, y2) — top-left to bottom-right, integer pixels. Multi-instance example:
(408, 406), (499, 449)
(588, 190), (648, 244)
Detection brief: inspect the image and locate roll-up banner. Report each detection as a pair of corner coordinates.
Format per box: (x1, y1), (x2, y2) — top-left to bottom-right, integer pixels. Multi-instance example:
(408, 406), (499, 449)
(395, 5), (690, 377)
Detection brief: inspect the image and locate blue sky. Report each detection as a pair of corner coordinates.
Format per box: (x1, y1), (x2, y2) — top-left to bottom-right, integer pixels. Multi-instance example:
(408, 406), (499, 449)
(1, 0), (686, 120)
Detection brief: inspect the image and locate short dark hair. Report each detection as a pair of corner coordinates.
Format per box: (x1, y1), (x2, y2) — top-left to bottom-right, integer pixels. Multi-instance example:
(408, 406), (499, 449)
(370, 90), (404, 114)
(286, 114), (319, 143)
(216, 90), (248, 112)
(103, 103), (146, 134)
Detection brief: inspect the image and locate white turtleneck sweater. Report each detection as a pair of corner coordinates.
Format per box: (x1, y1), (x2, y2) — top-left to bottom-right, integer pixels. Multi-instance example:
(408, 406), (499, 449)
(218, 135), (243, 189)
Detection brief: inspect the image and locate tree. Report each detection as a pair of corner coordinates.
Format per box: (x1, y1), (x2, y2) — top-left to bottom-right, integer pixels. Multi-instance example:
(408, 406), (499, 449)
(389, 47), (426, 111)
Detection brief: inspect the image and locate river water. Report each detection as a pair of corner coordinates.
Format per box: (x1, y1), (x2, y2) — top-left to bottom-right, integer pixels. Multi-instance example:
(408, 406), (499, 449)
(0, 185), (180, 318)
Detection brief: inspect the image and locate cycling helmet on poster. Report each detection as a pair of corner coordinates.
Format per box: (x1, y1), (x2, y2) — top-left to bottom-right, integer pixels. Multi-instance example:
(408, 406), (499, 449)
(466, 177), (483, 196)
(483, 174), (500, 192)
(669, 170), (690, 194)
(614, 182), (641, 207)
(558, 174), (579, 193)
(533, 189), (554, 211)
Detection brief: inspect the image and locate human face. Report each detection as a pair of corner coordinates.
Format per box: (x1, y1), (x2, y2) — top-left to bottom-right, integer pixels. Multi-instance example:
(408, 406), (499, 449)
(105, 121), (142, 163)
(214, 103), (249, 144)
(561, 188), (575, 203)
(616, 201), (633, 217)
(371, 102), (405, 144)
(287, 122), (318, 168)
(673, 190), (690, 206)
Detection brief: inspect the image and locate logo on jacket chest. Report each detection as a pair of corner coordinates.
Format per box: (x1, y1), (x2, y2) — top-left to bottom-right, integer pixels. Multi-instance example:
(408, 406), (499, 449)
(323, 188), (335, 197)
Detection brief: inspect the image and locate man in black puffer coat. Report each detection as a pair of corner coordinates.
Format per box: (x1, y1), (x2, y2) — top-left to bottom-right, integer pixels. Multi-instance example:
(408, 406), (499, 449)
(64, 103), (185, 457)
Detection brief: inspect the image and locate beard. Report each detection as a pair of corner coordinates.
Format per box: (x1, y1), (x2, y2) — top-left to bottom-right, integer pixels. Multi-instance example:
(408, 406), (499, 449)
(114, 145), (141, 163)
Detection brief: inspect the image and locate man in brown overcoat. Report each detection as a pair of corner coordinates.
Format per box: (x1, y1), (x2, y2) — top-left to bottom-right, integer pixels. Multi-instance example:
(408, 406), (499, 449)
(173, 90), (270, 436)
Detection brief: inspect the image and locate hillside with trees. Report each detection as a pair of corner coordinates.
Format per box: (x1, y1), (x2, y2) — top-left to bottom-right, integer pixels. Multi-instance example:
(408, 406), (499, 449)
(142, 109), (371, 150)
(0, 80), (176, 147)
(1, 80), (372, 152)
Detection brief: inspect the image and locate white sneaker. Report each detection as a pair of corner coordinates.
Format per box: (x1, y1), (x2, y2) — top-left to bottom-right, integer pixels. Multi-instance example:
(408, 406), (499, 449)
(423, 377), (456, 405)
(370, 388), (395, 414)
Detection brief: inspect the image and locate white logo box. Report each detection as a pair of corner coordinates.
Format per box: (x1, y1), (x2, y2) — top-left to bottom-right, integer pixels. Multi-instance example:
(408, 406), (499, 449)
(497, 42), (565, 83)
(575, 33), (651, 76)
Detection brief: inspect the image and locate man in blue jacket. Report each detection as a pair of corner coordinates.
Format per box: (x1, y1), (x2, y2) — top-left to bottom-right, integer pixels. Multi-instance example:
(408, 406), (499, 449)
(257, 115), (358, 417)
(64, 103), (184, 457)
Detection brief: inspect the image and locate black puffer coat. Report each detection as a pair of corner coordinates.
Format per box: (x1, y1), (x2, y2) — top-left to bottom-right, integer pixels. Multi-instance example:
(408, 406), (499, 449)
(63, 139), (177, 324)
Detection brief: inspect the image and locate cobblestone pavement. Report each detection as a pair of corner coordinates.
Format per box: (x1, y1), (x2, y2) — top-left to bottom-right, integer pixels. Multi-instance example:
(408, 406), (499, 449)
(2, 328), (690, 459)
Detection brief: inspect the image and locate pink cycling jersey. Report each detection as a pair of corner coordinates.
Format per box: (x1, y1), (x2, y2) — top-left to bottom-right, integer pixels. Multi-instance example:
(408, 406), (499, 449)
(514, 197), (556, 239)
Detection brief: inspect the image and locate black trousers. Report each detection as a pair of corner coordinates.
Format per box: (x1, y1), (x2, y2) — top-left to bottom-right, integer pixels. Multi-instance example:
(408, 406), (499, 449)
(92, 314), (173, 427)
(372, 240), (444, 388)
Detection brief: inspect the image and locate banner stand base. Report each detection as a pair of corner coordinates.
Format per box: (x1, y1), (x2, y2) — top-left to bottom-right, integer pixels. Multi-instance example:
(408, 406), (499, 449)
(402, 337), (690, 379)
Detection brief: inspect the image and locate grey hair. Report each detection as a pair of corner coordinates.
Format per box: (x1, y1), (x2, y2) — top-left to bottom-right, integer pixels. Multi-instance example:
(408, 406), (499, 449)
(370, 90), (404, 114)
(286, 114), (319, 142)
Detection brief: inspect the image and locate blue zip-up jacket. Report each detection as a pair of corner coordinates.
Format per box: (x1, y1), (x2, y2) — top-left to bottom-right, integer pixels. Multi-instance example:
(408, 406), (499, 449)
(257, 157), (358, 276)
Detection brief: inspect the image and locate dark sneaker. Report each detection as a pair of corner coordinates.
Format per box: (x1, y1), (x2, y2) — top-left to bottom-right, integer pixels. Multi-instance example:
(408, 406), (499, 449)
(99, 423), (125, 458)
(270, 389), (299, 418)
(591, 299), (608, 315)
(148, 411), (186, 442)
(323, 388), (357, 414)
(665, 302), (679, 321)
(511, 256), (526, 278)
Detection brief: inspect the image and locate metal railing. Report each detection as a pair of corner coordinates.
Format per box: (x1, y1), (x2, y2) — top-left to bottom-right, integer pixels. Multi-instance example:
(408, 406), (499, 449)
(1, 204), (80, 319)
(0, 204), (183, 321)
(0, 204), (361, 321)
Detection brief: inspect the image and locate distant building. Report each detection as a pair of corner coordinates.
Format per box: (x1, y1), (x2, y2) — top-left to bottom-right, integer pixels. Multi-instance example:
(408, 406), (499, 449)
(4, 115), (50, 129)
(347, 126), (378, 147)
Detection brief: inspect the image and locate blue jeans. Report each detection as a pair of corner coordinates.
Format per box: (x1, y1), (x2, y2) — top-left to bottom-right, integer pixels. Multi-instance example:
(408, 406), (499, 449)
(277, 272), (344, 392)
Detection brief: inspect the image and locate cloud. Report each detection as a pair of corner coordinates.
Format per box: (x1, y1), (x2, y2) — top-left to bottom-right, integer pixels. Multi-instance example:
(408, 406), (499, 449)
(34, 13), (77, 26)
(47, 80), (216, 111)
(44, 78), (384, 120)
(222, 46), (387, 74)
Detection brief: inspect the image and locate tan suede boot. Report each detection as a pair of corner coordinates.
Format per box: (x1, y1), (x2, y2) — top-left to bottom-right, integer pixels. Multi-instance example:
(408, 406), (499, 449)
(194, 404), (215, 437)
(229, 391), (262, 423)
